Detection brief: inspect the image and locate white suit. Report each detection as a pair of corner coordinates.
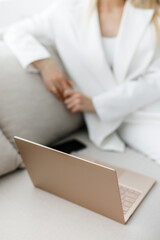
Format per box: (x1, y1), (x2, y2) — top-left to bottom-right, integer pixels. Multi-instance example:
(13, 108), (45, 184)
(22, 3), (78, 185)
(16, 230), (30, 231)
(4, 0), (160, 157)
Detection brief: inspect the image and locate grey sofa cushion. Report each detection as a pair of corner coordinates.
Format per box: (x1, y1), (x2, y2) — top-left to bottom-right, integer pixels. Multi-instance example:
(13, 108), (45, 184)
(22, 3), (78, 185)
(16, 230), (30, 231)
(0, 41), (83, 175)
(0, 129), (22, 176)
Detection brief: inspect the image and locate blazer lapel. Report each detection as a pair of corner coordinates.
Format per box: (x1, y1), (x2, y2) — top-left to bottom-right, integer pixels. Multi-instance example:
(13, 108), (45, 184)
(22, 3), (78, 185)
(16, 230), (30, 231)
(113, 1), (154, 83)
(80, 0), (154, 89)
(80, 4), (117, 93)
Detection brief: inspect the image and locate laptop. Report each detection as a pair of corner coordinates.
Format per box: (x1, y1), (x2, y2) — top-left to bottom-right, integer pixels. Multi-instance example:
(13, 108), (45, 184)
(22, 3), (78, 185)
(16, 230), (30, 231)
(14, 136), (156, 224)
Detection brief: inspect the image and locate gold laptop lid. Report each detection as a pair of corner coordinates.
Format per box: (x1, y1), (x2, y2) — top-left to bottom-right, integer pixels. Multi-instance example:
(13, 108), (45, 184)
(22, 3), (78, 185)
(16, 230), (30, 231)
(14, 136), (125, 224)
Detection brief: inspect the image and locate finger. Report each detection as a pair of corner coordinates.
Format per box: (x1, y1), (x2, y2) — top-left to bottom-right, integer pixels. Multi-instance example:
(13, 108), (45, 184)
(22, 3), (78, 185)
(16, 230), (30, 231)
(51, 86), (63, 101)
(52, 81), (65, 100)
(71, 106), (81, 113)
(61, 81), (72, 97)
(56, 81), (63, 92)
(62, 76), (73, 87)
(56, 81), (67, 95)
(66, 101), (77, 110)
(63, 89), (75, 98)
(64, 96), (74, 104)
(66, 99), (81, 110)
(64, 94), (80, 105)
(52, 80), (71, 101)
(66, 79), (73, 87)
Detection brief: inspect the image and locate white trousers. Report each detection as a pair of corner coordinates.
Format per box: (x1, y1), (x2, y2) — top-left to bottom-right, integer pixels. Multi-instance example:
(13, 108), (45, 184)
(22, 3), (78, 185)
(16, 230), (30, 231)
(118, 122), (160, 165)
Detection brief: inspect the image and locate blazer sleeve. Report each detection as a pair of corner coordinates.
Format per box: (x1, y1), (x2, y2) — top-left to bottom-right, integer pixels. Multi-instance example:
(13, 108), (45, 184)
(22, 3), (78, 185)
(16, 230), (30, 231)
(3, 1), (61, 73)
(92, 53), (160, 122)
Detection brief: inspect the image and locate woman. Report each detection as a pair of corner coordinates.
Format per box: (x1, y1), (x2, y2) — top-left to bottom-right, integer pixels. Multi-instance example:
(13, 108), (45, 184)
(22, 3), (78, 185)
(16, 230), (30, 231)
(4, 0), (160, 164)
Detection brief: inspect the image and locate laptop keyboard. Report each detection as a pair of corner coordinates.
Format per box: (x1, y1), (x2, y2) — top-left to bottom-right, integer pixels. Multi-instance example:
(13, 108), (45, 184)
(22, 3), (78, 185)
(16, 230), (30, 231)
(119, 185), (142, 215)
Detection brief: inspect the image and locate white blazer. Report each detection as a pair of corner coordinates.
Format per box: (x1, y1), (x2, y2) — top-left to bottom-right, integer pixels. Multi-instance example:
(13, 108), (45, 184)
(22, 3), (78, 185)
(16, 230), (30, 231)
(4, 0), (160, 151)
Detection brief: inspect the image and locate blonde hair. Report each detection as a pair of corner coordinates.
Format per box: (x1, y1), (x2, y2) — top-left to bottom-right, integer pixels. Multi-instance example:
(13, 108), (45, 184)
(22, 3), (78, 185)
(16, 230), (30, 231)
(131, 0), (160, 35)
(89, 0), (160, 33)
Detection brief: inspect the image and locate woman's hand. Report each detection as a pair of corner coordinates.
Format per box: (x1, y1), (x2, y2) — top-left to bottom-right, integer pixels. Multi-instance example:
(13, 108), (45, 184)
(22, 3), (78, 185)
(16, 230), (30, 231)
(64, 89), (96, 113)
(33, 58), (73, 101)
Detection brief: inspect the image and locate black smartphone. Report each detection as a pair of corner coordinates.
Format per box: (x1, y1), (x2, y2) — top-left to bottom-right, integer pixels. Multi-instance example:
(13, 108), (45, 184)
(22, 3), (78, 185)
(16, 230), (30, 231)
(48, 139), (87, 154)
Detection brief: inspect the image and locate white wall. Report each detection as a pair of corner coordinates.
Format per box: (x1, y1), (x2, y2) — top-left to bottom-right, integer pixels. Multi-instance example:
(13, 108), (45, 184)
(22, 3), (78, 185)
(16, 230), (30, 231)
(0, 0), (53, 29)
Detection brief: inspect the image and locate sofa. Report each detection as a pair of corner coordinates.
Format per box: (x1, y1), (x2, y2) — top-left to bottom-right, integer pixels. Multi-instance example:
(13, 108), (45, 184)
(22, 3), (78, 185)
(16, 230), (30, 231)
(0, 40), (160, 240)
(0, 40), (83, 176)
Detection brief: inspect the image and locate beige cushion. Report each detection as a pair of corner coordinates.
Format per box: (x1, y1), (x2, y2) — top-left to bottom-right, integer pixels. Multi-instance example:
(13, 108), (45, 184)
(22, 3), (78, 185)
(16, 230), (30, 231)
(0, 41), (83, 176)
(0, 129), (22, 176)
